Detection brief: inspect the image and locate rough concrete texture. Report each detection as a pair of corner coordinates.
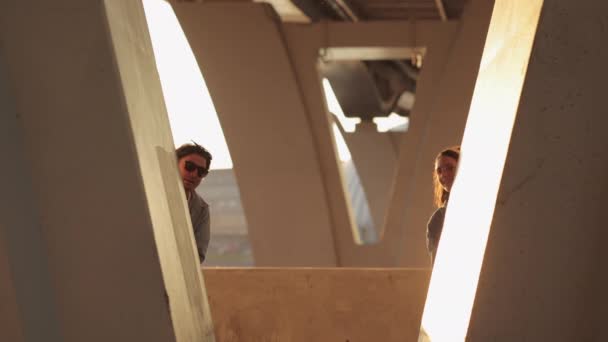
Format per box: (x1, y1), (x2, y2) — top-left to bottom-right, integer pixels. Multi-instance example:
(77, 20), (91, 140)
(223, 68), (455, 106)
(1, 1), (213, 341)
(465, 0), (608, 340)
(203, 268), (430, 342)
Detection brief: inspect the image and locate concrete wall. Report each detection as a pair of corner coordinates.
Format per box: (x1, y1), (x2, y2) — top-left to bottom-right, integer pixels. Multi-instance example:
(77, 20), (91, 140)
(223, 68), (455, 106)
(203, 268), (430, 342)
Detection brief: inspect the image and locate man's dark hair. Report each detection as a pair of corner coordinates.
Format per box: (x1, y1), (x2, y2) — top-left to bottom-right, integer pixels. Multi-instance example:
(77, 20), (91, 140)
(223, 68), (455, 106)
(176, 142), (212, 170)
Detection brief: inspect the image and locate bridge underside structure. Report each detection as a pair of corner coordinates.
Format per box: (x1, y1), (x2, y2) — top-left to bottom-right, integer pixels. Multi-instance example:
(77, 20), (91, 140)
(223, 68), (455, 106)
(1, 0), (607, 341)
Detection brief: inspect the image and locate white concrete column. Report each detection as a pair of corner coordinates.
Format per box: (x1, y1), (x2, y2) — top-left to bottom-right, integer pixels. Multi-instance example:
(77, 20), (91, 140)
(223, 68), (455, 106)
(0, 1), (213, 341)
(463, 1), (608, 340)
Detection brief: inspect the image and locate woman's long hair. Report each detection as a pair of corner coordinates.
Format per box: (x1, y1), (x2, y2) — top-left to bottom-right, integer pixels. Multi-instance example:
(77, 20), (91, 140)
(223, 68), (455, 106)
(433, 146), (460, 208)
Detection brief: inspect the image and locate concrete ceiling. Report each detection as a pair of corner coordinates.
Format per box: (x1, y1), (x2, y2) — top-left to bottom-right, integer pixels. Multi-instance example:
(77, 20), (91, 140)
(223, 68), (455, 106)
(255, 0), (468, 22)
(193, 0), (469, 119)
(348, 0), (468, 21)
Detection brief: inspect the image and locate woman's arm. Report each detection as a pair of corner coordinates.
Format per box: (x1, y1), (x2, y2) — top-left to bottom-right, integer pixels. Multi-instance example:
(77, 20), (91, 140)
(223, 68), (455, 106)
(426, 207), (446, 264)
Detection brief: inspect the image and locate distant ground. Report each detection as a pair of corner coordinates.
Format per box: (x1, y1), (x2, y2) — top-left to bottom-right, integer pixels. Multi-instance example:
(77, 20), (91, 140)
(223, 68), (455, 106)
(205, 234), (253, 266)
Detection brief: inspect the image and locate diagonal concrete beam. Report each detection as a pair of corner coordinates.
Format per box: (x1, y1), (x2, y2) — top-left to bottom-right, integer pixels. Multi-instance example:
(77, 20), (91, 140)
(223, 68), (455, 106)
(0, 1), (214, 340)
(284, 0), (494, 267)
(424, 0), (608, 340)
(170, 2), (341, 266)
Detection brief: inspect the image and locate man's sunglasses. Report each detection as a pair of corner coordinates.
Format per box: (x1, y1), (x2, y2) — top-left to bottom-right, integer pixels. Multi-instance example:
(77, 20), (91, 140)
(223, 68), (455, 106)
(184, 160), (208, 177)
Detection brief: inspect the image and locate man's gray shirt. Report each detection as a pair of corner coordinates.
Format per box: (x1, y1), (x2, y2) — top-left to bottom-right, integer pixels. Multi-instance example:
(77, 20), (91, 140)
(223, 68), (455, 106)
(188, 191), (210, 263)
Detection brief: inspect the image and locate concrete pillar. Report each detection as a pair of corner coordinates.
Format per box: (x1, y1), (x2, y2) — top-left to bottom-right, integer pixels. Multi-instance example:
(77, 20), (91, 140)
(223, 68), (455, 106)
(326, 22), (460, 266)
(275, 20), (466, 266)
(170, 2), (340, 266)
(0, 1), (213, 341)
(421, 0), (608, 340)
(463, 1), (608, 340)
(340, 122), (400, 238)
(0, 48), (62, 342)
(384, 0), (496, 267)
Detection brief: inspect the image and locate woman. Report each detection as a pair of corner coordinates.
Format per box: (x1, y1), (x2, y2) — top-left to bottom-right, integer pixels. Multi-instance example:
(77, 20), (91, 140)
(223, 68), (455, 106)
(427, 146), (460, 264)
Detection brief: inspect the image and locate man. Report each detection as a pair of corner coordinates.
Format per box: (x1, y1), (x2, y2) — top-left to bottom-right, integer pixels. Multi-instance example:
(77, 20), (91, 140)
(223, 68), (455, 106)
(176, 142), (212, 264)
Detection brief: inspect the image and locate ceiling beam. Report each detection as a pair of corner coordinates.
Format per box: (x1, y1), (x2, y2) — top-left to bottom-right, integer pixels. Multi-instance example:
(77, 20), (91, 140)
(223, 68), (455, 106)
(434, 0), (448, 20)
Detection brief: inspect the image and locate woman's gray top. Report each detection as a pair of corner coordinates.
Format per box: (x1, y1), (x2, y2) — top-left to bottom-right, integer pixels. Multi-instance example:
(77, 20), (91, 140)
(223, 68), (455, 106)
(426, 206), (446, 264)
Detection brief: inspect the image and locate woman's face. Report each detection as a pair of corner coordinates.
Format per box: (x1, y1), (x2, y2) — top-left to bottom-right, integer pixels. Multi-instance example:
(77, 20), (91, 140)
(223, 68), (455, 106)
(435, 155), (458, 192)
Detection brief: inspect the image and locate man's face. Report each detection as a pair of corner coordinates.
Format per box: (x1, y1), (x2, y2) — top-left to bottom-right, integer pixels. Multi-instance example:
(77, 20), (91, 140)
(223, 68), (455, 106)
(178, 154), (208, 192)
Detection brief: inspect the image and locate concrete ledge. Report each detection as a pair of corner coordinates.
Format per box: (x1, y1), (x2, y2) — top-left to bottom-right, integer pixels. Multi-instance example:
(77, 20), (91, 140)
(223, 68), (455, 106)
(202, 268), (430, 342)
